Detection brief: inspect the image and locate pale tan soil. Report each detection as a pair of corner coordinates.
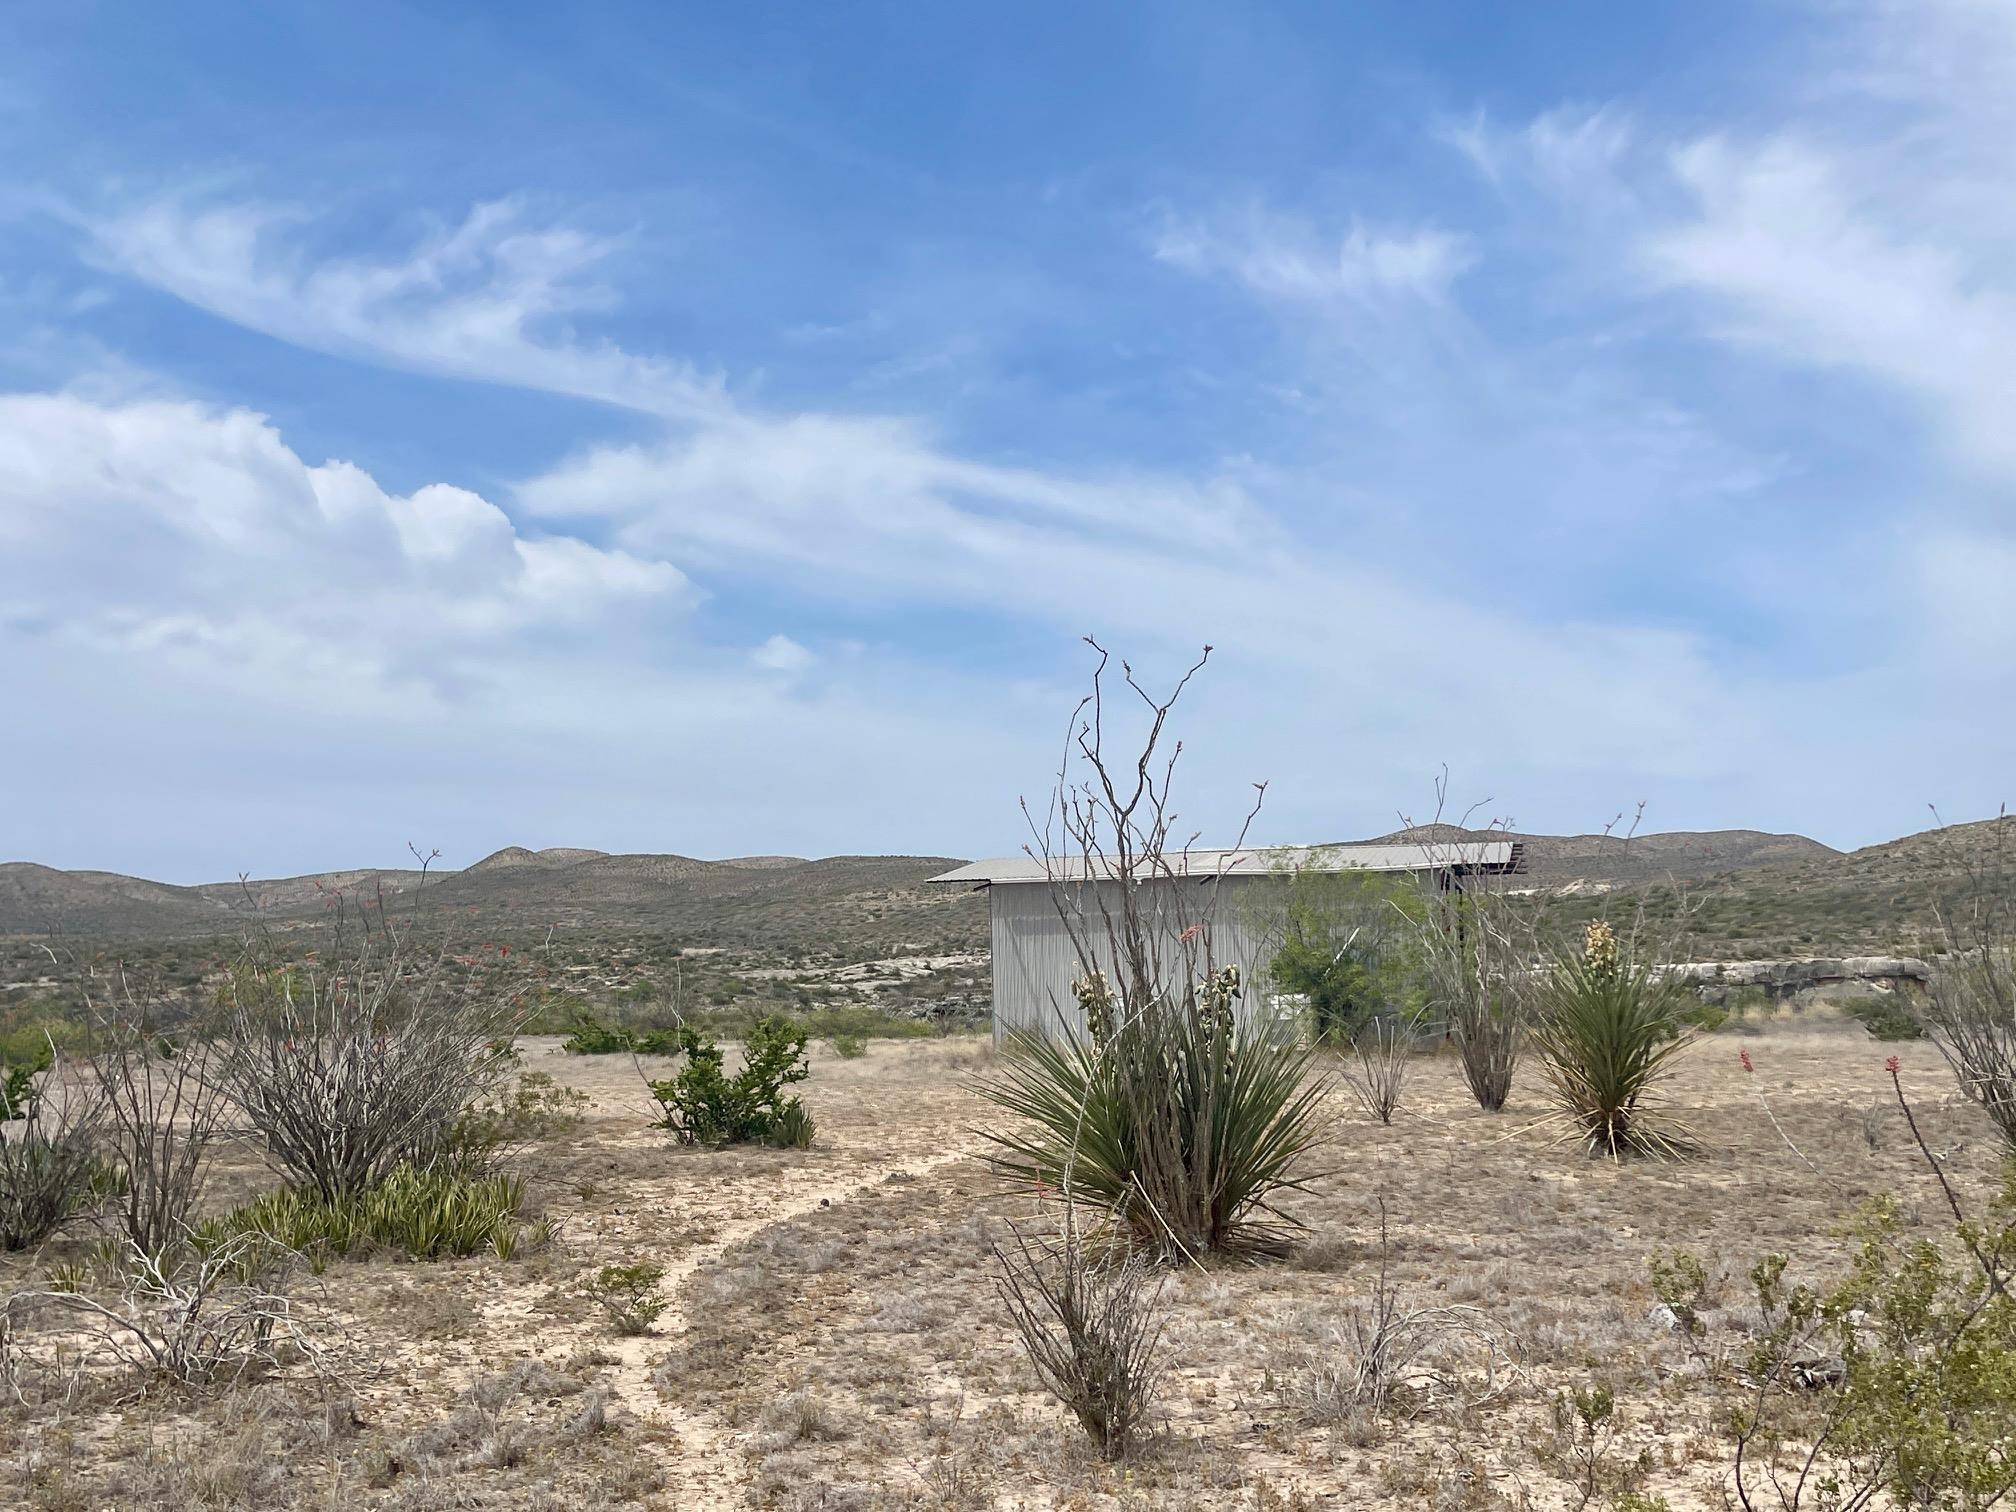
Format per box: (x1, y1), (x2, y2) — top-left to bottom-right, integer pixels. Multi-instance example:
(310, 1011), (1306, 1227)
(2, 1020), (2004, 1510)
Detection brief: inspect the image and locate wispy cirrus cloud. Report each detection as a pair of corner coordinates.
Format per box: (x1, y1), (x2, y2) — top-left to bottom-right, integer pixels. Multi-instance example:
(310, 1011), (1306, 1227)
(1154, 212), (1474, 307)
(81, 198), (731, 422)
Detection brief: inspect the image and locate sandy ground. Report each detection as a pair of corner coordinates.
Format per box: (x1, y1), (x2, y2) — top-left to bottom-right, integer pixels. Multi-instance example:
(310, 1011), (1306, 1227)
(2, 1017), (2006, 1510)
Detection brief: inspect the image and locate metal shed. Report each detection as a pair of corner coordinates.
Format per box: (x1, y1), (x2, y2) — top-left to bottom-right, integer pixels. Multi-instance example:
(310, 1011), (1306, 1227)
(928, 841), (1521, 1040)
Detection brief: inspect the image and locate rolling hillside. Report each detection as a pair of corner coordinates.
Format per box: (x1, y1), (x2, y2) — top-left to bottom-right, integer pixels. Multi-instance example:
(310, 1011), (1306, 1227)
(3, 818), (2007, 963)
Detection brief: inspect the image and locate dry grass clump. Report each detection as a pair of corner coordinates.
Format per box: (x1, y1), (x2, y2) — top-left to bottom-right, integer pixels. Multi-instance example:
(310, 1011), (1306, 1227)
(396, 1359), (610, 1475)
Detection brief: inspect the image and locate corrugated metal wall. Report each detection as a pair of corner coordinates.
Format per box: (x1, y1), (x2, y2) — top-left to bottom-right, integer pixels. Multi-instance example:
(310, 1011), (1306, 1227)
(989, 875), (1283, 1040)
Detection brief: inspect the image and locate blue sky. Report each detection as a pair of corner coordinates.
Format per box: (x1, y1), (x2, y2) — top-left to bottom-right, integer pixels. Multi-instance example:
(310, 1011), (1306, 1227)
(3, 1), (2011, 880)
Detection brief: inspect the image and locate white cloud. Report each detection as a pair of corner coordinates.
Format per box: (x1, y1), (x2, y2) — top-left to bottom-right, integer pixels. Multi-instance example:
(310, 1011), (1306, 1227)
(1155, 213), (1473, 307)
(0, 390), (685, 696)
(81, 199), (730, 421)
(751, 633), (814, 675)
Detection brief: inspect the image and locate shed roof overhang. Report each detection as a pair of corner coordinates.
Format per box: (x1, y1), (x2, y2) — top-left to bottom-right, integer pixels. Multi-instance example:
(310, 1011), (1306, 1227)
(925, 841), (1522, 888)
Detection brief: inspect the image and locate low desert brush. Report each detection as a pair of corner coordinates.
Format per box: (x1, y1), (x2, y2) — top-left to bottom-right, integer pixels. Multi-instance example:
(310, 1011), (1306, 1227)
(586, 1262), (668, 1335)
(1720, 1067), (2016, 1510)
(993, 1216), (1168, 1460)
(0, 1054), (120, 1251)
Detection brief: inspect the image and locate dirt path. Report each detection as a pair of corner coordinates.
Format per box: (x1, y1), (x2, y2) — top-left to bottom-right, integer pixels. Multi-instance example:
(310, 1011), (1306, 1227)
(601, 1145), (980, 1508)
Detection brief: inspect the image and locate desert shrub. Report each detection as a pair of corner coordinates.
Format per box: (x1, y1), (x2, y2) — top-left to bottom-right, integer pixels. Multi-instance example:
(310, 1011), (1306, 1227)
(442, 1069), (590, 1177)
(88, 1003), (229, 1258)
(1679, 999), (1730, 1032)
(1280, 1200), (1514, 1433)
(6, 1234), (316, 1387)
(1411, 867), (1530, 1112)
(1727, 1188), (2016, 1509)
(0, 1031), (52, 1122)
(1920, 813), (2016, 1150)
(647, 1017), (812, 1147)
(802, 1003), (935, 1042)
(1266, 869), (1425, 1044)
(827, 1032), (868, 1059)
(196, 1164), (538, 1263)
(985, 966), (1327, 1257)
(587, 1262), (667, 1335)
(993, 1221), (1168, 1460)
(1341, 1019), (1413, 1125)
(210, 928), (520, 1200)
(1646, 1248), (1713, 1337)
(562, 1016), (682, 1057)
(1532, 921), (1694, 1158)
(1842, 994), (1924, 1042)
(0, 1055), (117, 1251)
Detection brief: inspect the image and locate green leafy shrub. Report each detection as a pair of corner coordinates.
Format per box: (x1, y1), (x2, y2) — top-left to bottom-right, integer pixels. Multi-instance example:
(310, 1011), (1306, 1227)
(1267, 871), (1425, 1043)
(586, 1262), (667, 1335)
(196, 1164), (540, 1264)
(1679, 1000), (1730, 1032)
(984, 967), (1327, 1258)
(1729, 1179), (2016, 1510)
(1532, 922), (1694, 1158)
(1646, 1247), (1713, 1337)
(0, 1061), (36, 1124)
(827, 1032), (868, 1060)
(562, 1016), (681, 1056)
(646, 1017), (812, 1147)
(1842, 994), (1924, 1041)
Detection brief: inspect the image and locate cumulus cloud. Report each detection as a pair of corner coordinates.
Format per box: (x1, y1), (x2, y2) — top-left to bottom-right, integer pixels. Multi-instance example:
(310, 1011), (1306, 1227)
(0, 391), (685, 696)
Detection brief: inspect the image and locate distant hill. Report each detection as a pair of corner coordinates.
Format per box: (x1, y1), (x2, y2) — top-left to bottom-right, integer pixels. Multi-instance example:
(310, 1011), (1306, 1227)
(1361, 825), (1841, 886)
(1543, 815), (2015, 960)
(5, 818), (2007, 962)
(0, 849), (982, 956)
(0, 863), (233, 939)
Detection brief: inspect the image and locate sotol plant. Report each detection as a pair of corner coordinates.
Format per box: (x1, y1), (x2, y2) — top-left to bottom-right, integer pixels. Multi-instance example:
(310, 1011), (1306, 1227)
(981, 643), (1327, 1259)
(1532, 921), (1694, 1158)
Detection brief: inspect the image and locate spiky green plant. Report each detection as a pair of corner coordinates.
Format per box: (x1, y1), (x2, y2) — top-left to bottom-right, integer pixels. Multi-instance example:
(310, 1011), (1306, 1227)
(983, 968), (1328, 1258)
(196, 1164), (535, 1264)
(1532, 922), (1695, 1158)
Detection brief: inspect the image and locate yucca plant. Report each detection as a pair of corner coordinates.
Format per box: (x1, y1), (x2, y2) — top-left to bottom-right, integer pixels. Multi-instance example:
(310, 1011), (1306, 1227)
(985, 977), (1327, 1257)
(984, 642), (1327, 1258)
(1531, 921), (1694, 1158)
